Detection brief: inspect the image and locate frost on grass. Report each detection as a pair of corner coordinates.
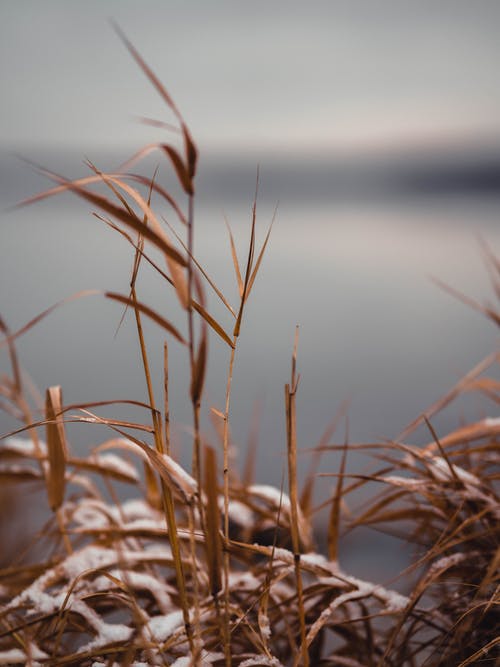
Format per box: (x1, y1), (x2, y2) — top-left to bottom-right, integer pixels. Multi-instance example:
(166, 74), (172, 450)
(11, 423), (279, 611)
(91, 452), (139, 481)
(1, 413), (498, 665)
(0, 644), (48, 665)
(2, 436), (47, 458)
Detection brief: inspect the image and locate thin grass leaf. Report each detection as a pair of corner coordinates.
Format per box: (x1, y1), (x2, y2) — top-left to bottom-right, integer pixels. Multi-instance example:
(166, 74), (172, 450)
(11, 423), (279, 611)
(136, 115), (181, 133)
(182, 122), (198, 180)
(17, 156), (187, 225)
(45, 386), (67, 512)
(246, 205), (277, 299)
(233, 170), (259, 337)
(106, 292), (186, 345)
(93, 212), (176, 289)
(224, 215), (244, 297)
(457, 637), (500, 667)
(98, 174), (189, 308)
(162, 144), (194, 195)
(19, 171), (187, 271)
(431, 276), (500, 327)
(164, 215), (236, 317)
(190, 321), (207, 405)
(284, 332), (309, 667)
(327, 433), (348, 562)
(191, 300), (234, 349)
(203, 445), (222, 597)
(210, 407), (226, 420)
(112, 21), (183, 121)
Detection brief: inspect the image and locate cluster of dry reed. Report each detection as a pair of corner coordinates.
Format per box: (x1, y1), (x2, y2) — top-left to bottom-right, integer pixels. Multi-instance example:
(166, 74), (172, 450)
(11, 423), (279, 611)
(0, 30), (499, 666)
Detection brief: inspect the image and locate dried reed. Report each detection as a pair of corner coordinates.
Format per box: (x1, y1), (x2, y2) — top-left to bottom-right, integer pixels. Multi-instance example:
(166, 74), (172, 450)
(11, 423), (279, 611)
(0, 31), (498, 667)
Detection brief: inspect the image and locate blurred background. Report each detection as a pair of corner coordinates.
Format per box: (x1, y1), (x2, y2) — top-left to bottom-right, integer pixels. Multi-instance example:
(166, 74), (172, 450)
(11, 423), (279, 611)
(1, 1), (499, 578)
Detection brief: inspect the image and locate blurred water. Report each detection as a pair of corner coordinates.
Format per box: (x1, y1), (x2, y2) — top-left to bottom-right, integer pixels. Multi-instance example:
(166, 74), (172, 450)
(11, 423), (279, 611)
(1, 148), (499, 579)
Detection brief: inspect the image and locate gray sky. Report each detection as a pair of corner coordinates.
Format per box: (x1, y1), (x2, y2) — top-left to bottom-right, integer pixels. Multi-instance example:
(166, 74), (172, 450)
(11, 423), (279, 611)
(1, 1), (500, 155)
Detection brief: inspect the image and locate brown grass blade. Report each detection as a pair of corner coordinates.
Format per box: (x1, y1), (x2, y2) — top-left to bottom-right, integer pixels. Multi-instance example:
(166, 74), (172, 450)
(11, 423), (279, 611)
(431, 276), (500, 327)
(191, 300), (234, 349)
(182, 122), (198, 180)
(163, 215), (236, 317)
(20, 171), (188, 272)
(66, 456), (138, 484)
(190, 322), (208, 406)
(17, 157), (187, 225)
(100, 174), (189, 309)
(105, 292), (187, 345)
(284, 334), (309, 667)
(143, 461), (162, 510)
(233, 170), (258, 337)
(162, 145), (194, 195)
(246, 205), (277, 299)
(93, 212), (176, 290)
(457, 637), (500, 667)
(45, 386), (68, 512)
(136, 115), (181, 133)
(203, 445), (222, 597)
(423, 416), (500, 454)
(224, 215), (244, 297)
(479, 237), (500, 301)
(424, 416), (462, 485)
(163, 342), (171, 455)
(112, 21), (183, 122)
(61, 397), (156, 413)
(327, 433), (349, 562)
(79, 416), (197, 505)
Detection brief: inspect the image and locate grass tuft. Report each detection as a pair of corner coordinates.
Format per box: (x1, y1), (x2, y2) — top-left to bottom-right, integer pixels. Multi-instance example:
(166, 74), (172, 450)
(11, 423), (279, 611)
(1, 31), (499, 666)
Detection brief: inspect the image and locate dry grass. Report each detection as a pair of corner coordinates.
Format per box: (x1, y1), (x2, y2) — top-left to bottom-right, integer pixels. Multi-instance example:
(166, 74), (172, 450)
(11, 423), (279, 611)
(0, 31), (499, 666)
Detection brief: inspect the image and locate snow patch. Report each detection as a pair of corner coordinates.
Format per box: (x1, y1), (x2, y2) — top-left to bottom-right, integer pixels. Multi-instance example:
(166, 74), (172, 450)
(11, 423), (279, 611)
(3, 437), (47, 457)
(148, 610), (184, 641)
(92, 453), (139, 481)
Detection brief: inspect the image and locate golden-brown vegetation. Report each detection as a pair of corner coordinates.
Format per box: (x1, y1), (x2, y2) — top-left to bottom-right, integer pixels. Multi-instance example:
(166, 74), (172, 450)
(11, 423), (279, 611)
(0, 31), (498, 666)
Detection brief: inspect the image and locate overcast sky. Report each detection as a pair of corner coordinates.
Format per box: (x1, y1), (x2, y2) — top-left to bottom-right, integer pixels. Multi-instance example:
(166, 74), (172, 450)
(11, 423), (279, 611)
(1, 1), (500, 155)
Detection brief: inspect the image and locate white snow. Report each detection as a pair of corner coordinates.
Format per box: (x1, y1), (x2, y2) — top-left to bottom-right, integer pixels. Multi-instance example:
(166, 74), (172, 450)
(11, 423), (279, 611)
(259, 611), (271, 639)
(160, 453), (197, 502)
(228, 571), (261, 591)
(80, 622), (132, 653)
(0, 649), (30, 665)
(148, 610), (184, 641)
(0, 463), (41, 477)
(92, 453), (139, 481)
(170, 654), (224, 667)
(381, 475), (428, 491)
(62, 545), (120, 580)
(91, 569), (172, 613)
(120, 498), (160, 519)
(427, 456), (481, 486)
(3, 436), (47, 457)
(170, 658), (191, 667)
(0, 644), (48, 664)
(223, 499), (255, 529)
(239, 657), (284, 667)
(248, 485), (291, 510)
(428, 552), (467, 576)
